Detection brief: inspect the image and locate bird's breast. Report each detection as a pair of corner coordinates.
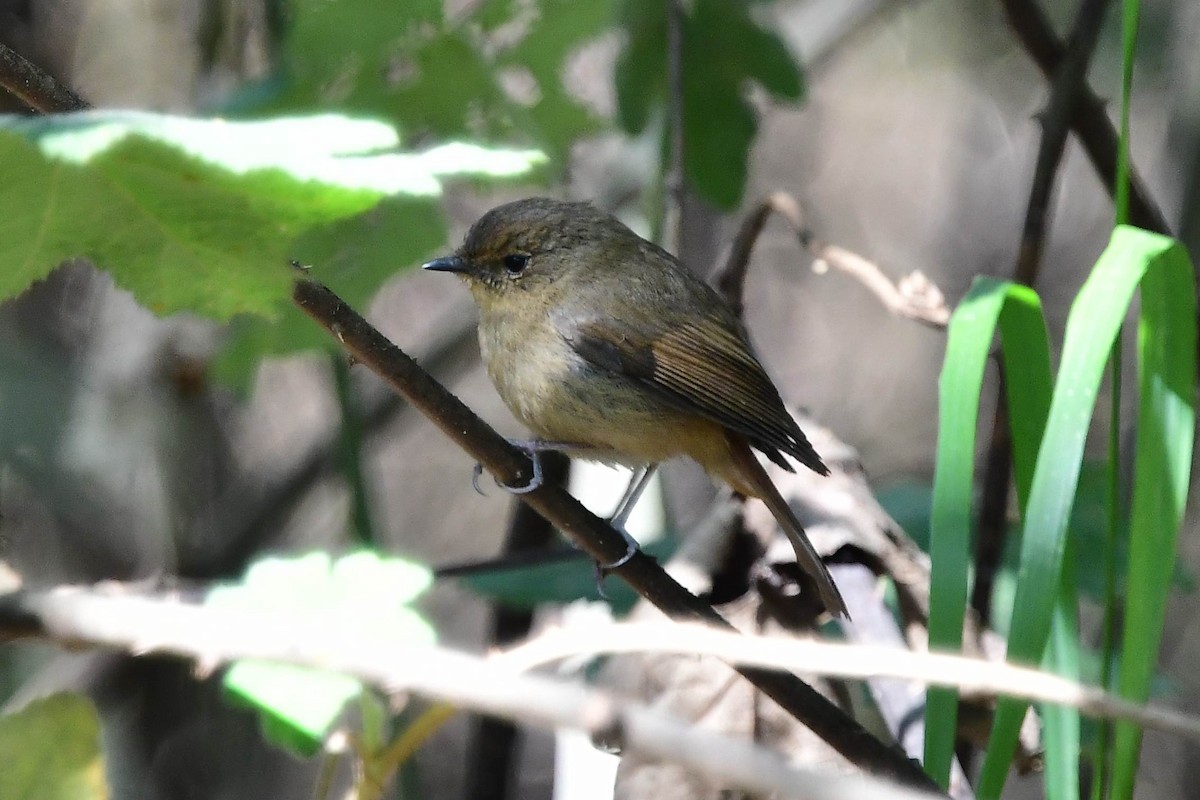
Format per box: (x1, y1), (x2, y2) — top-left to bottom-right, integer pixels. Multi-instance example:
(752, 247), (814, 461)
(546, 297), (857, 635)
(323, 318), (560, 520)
(477, 311), (577, 434)
(477, 309), (702, 465)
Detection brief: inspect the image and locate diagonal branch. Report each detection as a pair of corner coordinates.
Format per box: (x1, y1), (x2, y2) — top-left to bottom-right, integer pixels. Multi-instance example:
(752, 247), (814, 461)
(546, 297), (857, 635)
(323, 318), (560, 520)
(291, 276), (943, 793)
(998, 0), (1169, 234)
(0, 41), (88, 113)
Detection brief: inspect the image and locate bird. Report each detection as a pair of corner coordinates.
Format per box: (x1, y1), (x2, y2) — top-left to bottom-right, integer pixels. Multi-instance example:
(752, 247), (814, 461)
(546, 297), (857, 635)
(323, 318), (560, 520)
(423, 197), (846, 617)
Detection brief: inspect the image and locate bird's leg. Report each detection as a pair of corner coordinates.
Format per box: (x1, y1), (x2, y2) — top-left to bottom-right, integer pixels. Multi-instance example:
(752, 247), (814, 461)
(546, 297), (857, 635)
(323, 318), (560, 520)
(609, 464), (657, 530)
(478, 443), (650, 597)
(595, 464), (655, 566)
(592, 464), (657, 586)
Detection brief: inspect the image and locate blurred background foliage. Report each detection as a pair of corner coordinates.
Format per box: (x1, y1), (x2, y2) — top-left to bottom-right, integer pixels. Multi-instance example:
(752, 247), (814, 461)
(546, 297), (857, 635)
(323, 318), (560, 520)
(1, 0), (1200, 798)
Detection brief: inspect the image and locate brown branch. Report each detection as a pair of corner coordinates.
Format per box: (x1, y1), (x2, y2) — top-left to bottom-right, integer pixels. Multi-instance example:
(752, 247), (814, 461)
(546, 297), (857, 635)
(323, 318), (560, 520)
(998, 0), (1169, 234)
(291, 277), (943, 793)
(713, 191), (950, 328)
(0, 41), (88, 113)
(1015, 0), (1115, 286)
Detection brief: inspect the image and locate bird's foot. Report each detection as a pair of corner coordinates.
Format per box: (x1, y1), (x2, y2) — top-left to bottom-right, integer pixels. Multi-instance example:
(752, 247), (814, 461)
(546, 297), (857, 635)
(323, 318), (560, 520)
(591, 522), (640, 600)
(599, 524), (640, 570)
(473, 446), (543, 495)
(473, 439), (589, 496)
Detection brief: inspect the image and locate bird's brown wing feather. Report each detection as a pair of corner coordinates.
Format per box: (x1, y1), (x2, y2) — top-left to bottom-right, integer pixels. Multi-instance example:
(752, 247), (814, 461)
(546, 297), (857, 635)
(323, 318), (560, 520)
(567, 315), (828, 475)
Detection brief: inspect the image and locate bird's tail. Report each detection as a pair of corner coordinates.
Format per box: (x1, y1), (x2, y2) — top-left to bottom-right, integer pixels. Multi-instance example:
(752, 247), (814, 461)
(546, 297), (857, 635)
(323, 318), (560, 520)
(725, 433), (849, 618)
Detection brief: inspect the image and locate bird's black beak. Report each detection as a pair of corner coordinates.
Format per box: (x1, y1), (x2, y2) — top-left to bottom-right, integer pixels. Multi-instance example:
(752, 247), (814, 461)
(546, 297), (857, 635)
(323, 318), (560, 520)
(422, 255), (468, 274)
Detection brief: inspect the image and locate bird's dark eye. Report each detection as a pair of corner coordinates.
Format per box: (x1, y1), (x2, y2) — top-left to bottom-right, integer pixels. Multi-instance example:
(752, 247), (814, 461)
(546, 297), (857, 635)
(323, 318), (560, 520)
(502, 253), (530, 275)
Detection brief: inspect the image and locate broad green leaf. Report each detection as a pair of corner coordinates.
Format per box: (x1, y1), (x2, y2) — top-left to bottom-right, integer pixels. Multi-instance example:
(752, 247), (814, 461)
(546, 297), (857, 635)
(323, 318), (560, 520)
(209, 551), (435, 756)
(925, 277), (1052, 786)
(0, 693), (108, 800)
(977, 227), (1195, 798)
(0, 113), (543, 322)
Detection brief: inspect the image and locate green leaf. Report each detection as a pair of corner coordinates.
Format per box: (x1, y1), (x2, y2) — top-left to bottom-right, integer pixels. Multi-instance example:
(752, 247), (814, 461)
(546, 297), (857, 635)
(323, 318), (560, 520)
(613, 0), (666, 134)
(925, 277), (1052, 787)
(271, 0), (443, 115)
(0, 111), (543, 388)
(0, 131), (279, 319)
(211, 195), (448, 392)
(476, 0), (520, 32)
(614, 0), (806, 208)
(263, 0), (606, 162)
(224, 662), (364, 756)
(680, 53), (756, 209)
(0, 113), (542, 322)
(1041, 562), (1082, 800)
(881, 466), (1193, 607)
(740, 27), (805, 100)
(390, 31), (513, 137)
(977, 227), (1195, 798)
(0, 693), (108, 800)
(502, 0), (613, 156)
(208, 551), (435, 756)
(1110, 233), (1197, 798)
(694, 0), (803, 101)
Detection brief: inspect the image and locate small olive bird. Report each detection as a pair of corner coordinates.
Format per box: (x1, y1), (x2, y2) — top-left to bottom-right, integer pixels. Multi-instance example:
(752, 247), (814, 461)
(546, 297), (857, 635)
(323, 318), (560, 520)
(424, 198), (846, 617)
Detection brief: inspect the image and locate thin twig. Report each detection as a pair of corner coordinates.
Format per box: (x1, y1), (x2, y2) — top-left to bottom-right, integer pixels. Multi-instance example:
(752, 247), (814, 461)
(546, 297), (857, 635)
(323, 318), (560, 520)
(998, 0), (1169, 234)
(290, 277), (943, 793)
(16, 577), (1172, 772)
(0, 41), (88, 112)
(500, 622), (1200, 744)
(0, 587), (943, 800)
(1017, 0), (1115, 287)
(712, 191), (950, 328)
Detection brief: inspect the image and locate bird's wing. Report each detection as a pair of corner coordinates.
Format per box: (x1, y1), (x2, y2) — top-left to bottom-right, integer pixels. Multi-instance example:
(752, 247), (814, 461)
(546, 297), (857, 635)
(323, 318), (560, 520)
(566, 314), (828, 475)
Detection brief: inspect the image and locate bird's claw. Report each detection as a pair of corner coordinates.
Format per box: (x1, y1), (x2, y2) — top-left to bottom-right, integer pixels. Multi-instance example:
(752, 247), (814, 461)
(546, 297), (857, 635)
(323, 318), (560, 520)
(591, 526), (640, 599)
(472, 443), (545, 496)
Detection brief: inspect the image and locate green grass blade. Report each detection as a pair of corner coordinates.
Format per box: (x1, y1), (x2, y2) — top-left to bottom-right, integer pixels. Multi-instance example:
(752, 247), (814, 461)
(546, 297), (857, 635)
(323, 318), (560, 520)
(976, 226), (1193, 797)
(1109, 235), (1196, 799)
(925, 278), (1051, 786)
(1041, 548), (1082, 800)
